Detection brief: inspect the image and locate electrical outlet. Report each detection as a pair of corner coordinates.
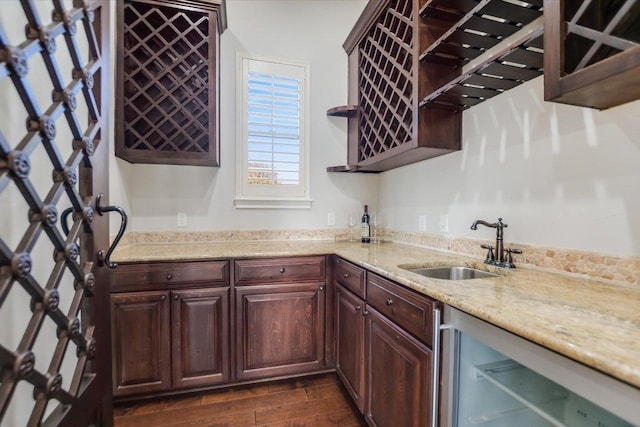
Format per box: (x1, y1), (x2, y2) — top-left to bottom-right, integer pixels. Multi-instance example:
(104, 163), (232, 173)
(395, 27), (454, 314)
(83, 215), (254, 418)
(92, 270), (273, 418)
(327, 212), (336, 226)
(419, 215), (427, 232)
(177, 212), (188, 228)
(439, 214), (449, 233)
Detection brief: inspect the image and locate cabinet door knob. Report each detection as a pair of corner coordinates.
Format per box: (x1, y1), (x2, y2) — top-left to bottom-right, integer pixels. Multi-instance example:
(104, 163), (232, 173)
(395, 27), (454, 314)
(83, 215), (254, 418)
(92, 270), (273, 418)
(354, 304), (361, 311)
(363, 310), (370, 316)
(386, 299), (394, 306)
(166, 274), (173, 280)
(279, 268), (285, 273)
(173, 294), (179, 300)
(161, 295), (166, 301)
(343, 273), (349, 278)
(319, 285), (325, 291)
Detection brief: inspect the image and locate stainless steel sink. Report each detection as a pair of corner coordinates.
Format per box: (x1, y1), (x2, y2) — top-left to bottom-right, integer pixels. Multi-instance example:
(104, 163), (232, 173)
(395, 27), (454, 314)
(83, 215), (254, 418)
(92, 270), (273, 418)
(404, 266), (499, 280)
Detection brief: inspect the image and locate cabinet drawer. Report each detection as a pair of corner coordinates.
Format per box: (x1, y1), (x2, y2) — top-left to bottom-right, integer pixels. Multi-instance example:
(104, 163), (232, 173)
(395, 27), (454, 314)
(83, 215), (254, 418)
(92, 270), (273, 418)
(234, 256), (326, 285)
(335, 258), (366, 299)
(366, 273), (437, 345)
(112, 261), (230, 292)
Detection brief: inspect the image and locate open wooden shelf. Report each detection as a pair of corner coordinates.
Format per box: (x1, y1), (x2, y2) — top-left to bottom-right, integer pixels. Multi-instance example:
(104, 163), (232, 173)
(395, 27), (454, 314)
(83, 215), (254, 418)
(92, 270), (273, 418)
(418, 0), (544, 111)
(327, 105), (359, 117)
(419, 0), (542, 66)
(326, 165), (382, 173)
(420, 19), (543, 111)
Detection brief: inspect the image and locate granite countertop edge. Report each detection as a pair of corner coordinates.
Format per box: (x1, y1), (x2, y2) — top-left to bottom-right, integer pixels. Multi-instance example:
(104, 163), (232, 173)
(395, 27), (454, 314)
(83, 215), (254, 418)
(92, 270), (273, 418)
(111, 240), (640, 390)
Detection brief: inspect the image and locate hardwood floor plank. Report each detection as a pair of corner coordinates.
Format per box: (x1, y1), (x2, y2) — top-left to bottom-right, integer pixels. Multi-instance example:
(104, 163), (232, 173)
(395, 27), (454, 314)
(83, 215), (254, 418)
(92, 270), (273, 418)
(115, 389), (308, 427)
(114, 395), (203, 417)
(113, 375), (365, 427)
(267, 374), (340, 393)
(258, 408), (361, 427)
(162, 410), (257, 427)
(304, 382), (345, 400)
(201, 384), (270, 405)
(255, 396), (351, 425)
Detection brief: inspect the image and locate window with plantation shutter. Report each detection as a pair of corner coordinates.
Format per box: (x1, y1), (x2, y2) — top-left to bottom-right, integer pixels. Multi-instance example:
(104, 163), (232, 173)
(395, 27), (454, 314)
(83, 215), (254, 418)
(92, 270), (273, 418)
(236, 55), (311, 209)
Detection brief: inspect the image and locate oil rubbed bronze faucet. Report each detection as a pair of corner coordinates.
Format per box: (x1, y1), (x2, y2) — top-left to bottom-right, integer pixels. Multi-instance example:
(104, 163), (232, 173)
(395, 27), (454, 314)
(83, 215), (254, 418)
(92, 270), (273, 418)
(470, 218), (522, 268)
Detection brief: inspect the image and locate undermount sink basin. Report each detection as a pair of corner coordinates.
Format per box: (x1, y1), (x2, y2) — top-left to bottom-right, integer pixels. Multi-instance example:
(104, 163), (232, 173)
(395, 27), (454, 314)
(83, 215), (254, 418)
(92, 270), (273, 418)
(404, 266), (500, 280)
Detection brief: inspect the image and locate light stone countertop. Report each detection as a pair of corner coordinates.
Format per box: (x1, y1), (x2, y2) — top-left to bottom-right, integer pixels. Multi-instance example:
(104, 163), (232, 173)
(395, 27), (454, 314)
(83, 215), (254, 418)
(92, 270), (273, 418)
(112, 240), (640, 390)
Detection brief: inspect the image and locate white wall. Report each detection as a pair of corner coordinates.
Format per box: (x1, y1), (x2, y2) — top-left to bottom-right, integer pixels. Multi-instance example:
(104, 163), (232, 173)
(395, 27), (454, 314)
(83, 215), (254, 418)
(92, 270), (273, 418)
(378, 77), (640, 257)
(108, 1), (640, 257)
(110, 0), (377, 233)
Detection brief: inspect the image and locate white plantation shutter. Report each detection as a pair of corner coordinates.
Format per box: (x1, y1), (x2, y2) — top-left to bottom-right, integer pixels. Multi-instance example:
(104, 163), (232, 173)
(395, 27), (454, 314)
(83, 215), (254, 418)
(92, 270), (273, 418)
(236, 55), (311, 208)
(247, 72), (301, 186)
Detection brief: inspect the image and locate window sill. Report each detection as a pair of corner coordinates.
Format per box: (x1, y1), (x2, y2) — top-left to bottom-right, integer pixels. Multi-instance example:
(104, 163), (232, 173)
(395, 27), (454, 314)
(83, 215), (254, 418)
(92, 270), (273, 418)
(234, 197), (313, 210)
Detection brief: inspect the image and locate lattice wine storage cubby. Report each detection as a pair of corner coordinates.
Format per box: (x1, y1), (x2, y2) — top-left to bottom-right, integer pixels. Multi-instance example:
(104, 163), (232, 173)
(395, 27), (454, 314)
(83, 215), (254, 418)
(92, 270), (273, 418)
(328, 0), (462, 173)
(116, 0), (227, 166)
(544, 0), (640, 109)
(328, 0), (550, 172)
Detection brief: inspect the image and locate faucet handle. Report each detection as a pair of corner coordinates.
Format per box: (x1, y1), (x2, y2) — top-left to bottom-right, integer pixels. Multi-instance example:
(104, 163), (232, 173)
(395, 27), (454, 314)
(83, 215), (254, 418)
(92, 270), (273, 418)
(503, 248), (523, 268)
(480, 244), (495, 264)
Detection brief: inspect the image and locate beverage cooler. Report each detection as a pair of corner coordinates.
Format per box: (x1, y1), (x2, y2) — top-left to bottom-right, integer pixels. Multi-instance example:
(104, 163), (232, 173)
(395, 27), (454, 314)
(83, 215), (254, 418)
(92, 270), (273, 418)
(438, 306), (640, 427)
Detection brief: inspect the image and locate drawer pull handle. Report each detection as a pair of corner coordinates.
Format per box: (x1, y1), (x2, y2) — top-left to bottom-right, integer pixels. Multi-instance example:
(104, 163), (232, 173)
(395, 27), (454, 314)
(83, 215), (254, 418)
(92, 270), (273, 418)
(166, 274), (173, 280)
(343, 273), (349, 278)
(354, 304), (361, 311)
(386, 299), (394, 306)
(279, 268), (286, 273)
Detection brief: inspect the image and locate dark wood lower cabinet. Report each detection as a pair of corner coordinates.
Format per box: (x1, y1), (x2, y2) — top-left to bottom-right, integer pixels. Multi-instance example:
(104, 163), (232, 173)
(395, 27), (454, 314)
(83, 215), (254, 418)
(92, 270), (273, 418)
(171, 288), (230, 389)
(111, 287), (230, 396)
(365, 307), (432, 427)
(235, 282), (326, 380)
(336, 285), (366, 411)
(110, 256), (439, 426)
(111, 291), (171, 397)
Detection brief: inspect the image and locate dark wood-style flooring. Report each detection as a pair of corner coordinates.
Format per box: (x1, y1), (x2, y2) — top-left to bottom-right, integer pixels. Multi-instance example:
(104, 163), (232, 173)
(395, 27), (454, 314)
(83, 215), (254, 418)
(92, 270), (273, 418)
(113, 374), (366, 427)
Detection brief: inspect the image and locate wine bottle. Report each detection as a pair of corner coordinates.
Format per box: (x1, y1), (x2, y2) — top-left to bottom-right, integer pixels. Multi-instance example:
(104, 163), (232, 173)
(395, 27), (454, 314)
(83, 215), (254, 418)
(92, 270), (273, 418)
(361, 205), (370, 243)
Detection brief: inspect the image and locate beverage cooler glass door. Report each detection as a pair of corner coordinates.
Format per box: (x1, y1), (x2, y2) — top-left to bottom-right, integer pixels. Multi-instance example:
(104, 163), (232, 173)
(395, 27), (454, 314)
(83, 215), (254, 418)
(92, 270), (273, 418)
(439, 306), (640, 427)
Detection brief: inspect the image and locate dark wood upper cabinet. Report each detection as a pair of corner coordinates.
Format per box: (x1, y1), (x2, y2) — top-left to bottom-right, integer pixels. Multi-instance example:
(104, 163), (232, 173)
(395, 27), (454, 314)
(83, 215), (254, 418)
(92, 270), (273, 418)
(544, 0), (640, 109)
(116, 0), (227, 166)
(328, 0), (462, 173)
(329, 0), (547, 173)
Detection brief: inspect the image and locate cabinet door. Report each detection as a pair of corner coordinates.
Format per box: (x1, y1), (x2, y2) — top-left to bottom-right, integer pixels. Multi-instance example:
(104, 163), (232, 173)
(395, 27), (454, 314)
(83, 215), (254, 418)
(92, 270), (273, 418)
(116, 0), (226, 166)
(365, 307), (432, 427)
(111, 291), (171, 397)
(336, 285), (366, 411)
(172, 288), (230, 389)
(235, 283), (325, 380)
